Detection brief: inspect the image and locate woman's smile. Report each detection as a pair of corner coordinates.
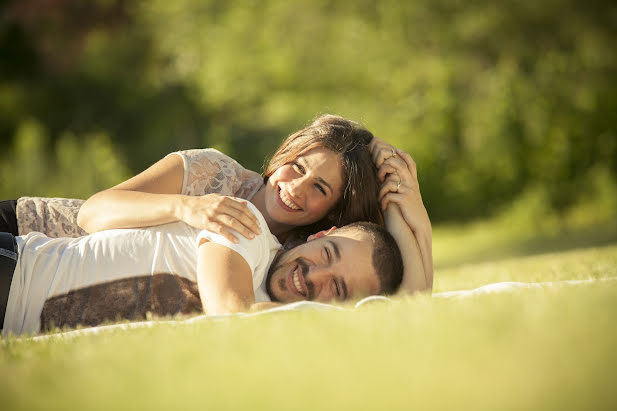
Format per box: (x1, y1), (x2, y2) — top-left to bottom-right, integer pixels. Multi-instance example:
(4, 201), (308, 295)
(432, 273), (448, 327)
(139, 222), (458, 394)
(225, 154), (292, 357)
(277, 186), (302, 211)
(261, 147), (344, 230)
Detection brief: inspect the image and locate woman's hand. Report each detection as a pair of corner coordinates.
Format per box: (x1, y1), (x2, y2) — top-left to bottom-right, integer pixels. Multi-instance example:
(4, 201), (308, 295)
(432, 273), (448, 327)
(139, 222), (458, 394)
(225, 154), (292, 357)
(378, 151), (431, 235)
(369, 136), (434, 293)
(369, 137), (431, 234)
(179, 194), (262, 243)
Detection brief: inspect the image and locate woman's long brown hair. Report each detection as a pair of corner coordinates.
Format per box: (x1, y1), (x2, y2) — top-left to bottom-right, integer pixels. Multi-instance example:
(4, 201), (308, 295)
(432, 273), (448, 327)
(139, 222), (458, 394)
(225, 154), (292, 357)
(264, 114), (383, 241)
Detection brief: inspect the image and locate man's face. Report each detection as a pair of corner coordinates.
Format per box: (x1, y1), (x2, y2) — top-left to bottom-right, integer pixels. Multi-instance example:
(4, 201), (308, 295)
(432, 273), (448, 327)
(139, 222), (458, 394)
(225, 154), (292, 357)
(266, 228), (381, 303)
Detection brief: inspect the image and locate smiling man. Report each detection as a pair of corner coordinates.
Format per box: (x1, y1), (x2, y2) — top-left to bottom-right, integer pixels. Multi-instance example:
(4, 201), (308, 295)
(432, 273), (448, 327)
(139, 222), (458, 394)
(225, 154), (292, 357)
(0, 202), (403, 336)
(265, 225), (402, 303)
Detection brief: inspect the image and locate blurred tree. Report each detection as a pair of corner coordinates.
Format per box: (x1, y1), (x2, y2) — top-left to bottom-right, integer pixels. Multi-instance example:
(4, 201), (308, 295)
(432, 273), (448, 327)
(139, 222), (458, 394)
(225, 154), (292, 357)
(1, 0), (615, 222)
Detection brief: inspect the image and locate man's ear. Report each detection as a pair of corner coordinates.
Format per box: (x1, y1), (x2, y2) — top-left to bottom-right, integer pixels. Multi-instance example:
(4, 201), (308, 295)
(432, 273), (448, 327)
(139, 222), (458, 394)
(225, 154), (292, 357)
(307, 226), (337, 242)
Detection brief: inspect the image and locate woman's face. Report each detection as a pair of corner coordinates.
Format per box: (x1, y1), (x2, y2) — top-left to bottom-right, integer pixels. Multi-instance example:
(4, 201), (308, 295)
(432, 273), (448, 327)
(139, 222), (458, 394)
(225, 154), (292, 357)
(264, 147), (344, 228)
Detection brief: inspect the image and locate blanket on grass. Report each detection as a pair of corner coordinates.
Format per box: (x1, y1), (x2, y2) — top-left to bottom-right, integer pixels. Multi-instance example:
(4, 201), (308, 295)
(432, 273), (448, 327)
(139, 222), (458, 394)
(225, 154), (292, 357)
(28, 277), (617, 341)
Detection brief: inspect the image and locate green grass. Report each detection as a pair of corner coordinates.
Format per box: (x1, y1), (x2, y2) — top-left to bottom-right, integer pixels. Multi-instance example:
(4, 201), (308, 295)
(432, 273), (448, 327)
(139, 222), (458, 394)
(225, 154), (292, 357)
(2, 243), (616, 410)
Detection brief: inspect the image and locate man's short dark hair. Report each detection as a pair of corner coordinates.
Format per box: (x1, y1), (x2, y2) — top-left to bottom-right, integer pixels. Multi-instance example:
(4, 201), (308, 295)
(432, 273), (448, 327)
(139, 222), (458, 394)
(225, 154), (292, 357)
(338, 222), (404, 295)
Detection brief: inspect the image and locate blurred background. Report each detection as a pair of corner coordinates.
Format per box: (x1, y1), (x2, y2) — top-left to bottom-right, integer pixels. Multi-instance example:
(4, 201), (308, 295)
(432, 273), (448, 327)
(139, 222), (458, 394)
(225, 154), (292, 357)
(1, 0), (616, 267)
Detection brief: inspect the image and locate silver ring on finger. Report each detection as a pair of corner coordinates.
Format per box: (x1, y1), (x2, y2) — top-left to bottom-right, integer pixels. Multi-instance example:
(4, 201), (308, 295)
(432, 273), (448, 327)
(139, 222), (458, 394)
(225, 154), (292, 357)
(391, 148), (396, 158)
(396, 179), (402, 192)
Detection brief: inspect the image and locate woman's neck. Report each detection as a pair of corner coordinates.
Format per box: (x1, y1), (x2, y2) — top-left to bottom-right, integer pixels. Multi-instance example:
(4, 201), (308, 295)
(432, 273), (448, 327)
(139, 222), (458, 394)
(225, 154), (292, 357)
(249, 185), (291, 243)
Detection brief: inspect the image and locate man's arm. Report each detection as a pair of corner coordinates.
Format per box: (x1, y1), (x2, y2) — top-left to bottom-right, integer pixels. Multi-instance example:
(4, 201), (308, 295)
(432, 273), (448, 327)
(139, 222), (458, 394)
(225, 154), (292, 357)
(196, 239), (257, 315)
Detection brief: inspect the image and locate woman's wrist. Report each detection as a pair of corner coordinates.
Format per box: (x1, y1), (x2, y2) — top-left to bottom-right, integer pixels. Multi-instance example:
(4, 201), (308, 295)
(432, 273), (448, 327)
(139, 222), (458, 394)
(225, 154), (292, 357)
(171, 194), (190, 223)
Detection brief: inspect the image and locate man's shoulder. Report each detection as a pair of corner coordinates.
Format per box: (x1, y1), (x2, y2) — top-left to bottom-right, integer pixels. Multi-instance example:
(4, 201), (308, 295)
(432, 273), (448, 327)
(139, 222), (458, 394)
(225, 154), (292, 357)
(229, 201), (280, 254)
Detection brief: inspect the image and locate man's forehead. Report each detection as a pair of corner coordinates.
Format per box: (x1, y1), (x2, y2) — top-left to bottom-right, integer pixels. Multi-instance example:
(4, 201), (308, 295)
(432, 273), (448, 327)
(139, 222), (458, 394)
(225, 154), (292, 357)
(328, 229), (381, 295)
(327, 228), (371, 244)
(325, 229), (374, 260)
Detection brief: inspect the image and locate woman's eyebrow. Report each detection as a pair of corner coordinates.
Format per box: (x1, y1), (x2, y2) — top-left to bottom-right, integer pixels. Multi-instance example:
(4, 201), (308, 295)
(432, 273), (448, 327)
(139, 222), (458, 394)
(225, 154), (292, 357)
(300, 157), (333, 194)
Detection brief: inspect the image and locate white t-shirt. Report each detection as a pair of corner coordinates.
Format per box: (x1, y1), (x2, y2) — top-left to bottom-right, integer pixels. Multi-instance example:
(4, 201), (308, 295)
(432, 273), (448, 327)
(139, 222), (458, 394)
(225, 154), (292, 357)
(3, 203), (281, 336)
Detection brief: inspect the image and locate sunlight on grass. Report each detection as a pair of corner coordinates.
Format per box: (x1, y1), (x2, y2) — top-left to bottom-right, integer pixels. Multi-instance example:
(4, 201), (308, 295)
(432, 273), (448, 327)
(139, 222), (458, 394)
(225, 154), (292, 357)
(2, 245), (616, 410)
(433, 178), (617, 268)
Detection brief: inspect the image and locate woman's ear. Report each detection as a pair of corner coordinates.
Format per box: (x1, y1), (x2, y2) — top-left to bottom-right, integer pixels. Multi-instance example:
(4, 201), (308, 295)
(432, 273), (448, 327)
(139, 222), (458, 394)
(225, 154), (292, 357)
(307, 226), (338, 242)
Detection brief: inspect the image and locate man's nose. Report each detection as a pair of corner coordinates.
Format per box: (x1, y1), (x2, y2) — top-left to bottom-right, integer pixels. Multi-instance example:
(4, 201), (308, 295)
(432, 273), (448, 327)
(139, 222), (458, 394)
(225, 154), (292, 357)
(307, 266), (335, 300)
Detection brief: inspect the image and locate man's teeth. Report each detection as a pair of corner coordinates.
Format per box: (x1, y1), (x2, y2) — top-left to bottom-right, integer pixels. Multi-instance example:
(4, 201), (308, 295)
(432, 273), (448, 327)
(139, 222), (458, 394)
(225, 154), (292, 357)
(293, 268), (304, 295)
(279, 189), (301, 210)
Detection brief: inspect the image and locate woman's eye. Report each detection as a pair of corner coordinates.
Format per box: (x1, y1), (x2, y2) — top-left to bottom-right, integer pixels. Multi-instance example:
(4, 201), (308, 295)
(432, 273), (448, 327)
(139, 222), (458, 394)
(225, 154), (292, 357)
(315, 184), (326, 195)
(292, 162), (305, 174)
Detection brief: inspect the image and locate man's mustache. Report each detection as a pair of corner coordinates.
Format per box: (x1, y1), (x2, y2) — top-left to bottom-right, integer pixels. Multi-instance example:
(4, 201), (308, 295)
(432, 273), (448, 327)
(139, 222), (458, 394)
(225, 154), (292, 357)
(296, 258), (314, 300)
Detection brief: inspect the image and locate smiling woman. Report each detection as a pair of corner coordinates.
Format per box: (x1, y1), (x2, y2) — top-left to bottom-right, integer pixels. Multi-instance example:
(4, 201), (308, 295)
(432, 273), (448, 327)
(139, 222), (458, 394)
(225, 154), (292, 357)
(252, 147), (344, 232)
(79, 114), (383, 245)
(260, 114), (383, 242)
(0, 115), (382, 247)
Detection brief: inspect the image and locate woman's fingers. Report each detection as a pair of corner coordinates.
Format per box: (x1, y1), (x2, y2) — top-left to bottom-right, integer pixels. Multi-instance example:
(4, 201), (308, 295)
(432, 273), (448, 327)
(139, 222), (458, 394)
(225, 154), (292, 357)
(209, 222), (240, 244)
(373, 146), (396, 169)
(396, 149), (417, 179)
(377, 163), (398, 182)
(210, 197), (261, 235)
(220, 198), (261, 235)
(380, 156), (411, 181)
(378, 177), (404, 203)
(184, 194), (262, 241)
(380, 191), (403, 211)
(369, 136), (399, 169)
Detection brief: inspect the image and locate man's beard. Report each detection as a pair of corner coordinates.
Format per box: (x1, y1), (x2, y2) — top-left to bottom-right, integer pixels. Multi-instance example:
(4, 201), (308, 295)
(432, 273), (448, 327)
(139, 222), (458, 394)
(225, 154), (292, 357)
(265, 250), (312, 302)
(265, 250), (286, 302)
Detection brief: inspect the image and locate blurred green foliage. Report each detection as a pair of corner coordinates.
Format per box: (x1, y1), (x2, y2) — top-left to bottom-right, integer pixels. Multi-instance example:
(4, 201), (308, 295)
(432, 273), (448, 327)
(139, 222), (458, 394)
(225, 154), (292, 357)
(1, 0), (616, 223)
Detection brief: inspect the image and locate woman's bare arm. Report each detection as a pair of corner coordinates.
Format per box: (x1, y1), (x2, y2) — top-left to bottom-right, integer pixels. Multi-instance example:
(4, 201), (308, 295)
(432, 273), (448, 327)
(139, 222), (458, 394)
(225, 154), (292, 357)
(77, 154), (260, 242)
(369, 137), (433, 293)
(384, 203), (431, 293)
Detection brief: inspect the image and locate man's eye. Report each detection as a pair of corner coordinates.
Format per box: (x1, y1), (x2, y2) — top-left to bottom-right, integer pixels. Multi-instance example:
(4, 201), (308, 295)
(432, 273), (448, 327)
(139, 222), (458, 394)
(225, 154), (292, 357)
(335, 280), (343, 299)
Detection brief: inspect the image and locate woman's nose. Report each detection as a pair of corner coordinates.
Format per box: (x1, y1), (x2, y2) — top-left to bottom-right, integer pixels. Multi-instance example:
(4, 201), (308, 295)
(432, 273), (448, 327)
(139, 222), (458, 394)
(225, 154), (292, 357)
(289, 176), (309, 197)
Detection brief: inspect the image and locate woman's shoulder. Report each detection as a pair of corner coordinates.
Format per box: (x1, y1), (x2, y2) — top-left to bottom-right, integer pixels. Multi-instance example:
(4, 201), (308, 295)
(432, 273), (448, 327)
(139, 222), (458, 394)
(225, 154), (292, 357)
(172, 147), (234, 163)
(171, 148), (262, 198)
(171, 148), (252, 173)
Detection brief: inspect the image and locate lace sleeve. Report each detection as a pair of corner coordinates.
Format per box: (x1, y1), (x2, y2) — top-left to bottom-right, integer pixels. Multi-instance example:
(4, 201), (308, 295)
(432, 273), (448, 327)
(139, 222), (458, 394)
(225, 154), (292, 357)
(16, 197), (88, 238)
(171, 149), (263, 199)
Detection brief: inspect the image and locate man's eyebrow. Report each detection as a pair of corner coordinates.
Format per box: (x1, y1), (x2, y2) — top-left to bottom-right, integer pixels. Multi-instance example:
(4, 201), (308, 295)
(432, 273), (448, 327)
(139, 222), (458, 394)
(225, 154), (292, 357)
(327, 240), (341, 261)
(327, 240), (347, 299)
(300, 157), (333, 194)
